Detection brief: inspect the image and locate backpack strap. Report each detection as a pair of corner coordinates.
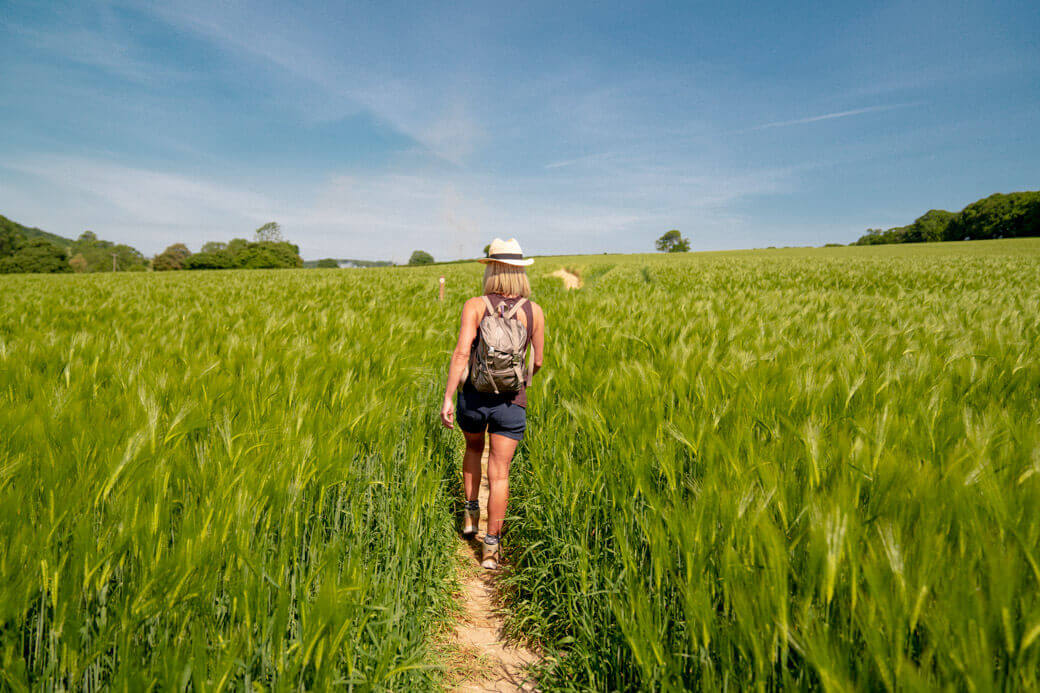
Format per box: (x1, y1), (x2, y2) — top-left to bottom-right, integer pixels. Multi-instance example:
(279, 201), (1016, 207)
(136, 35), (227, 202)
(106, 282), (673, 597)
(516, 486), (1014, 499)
(503, 297), (528, 320)
(481, 295), (495, 317)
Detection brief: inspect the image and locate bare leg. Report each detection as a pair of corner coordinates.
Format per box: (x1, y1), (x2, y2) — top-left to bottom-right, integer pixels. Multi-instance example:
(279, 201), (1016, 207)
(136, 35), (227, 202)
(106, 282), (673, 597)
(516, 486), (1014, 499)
(486, 433), (519, 536)
(462, 431), (485, 502)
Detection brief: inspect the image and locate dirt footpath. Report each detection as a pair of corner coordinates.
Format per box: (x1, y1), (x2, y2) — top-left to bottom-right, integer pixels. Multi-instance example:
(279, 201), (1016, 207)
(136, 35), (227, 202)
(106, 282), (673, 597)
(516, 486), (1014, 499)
(550, 268), (581, 289)
(451, 444), (538, 692)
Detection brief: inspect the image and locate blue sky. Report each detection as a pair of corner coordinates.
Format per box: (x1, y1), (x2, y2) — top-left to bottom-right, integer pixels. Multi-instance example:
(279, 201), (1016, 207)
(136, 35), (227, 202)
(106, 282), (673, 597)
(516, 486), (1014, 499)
(1, 0), (1037, 261)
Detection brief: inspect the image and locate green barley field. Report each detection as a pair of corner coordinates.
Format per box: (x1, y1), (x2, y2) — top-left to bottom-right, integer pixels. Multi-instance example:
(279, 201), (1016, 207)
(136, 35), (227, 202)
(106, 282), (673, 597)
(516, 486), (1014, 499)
(1, 239), (1038, 690)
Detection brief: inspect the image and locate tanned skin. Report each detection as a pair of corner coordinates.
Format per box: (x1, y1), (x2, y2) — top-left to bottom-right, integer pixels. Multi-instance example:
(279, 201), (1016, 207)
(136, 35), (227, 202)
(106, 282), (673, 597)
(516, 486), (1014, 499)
(441, 293), (544, 535)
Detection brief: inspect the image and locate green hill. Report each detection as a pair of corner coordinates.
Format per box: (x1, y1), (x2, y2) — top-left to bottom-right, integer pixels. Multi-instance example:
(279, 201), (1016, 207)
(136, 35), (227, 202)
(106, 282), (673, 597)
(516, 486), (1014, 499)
(855, 190), (1040, 245)
(1, 214), (148, 273)
(0, 214), (74, 249)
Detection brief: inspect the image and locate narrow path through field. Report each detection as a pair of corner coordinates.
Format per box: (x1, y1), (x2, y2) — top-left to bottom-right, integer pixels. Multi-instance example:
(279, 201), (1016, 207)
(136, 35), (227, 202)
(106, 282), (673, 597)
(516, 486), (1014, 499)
(451, 443), (538, 692)
(550, 268), (581, 289)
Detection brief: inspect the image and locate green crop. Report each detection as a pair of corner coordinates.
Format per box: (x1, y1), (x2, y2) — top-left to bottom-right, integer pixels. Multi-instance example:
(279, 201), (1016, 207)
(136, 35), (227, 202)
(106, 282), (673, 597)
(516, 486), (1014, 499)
(505, 239), (1040, 690)
(0, 269), (468, 690)
(1, 238), (1038, 690)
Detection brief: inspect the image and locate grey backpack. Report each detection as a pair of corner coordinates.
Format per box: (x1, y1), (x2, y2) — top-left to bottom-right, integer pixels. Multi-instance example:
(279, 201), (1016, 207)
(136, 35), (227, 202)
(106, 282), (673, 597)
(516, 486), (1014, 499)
(469, 296), (529, 394)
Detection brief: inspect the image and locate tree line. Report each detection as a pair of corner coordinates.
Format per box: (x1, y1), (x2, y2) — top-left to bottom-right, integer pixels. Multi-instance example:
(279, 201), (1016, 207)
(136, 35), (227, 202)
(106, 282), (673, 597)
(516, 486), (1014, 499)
(854, 191), (1040, 245)
(0, 217), (303, 274)
(304, 258), (394, 268)
(1, 216), (149, 274)
(153, 224), (301, 270)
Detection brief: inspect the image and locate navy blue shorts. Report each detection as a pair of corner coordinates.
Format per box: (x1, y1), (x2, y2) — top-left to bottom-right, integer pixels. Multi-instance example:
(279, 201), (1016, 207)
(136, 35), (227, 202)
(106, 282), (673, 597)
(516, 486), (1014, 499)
(456, 386), (527, 441)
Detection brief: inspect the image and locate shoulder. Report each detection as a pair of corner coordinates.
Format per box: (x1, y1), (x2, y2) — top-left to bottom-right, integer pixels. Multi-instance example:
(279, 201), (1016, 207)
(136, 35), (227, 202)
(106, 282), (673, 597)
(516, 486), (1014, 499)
(528, 300), (544, 321)
(462, 296), (487, 318)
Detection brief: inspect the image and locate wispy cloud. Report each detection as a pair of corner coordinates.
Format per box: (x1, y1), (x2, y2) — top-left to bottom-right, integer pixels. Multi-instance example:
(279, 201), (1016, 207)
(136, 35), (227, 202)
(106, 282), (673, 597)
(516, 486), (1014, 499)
(544, 158), (583, 170)
(5, 22), (184, 85)
(544, 152), (617, 169)
(2, 151), (796, 259)
(747, 102), (923, 131)
(140, 2), (482, 167)
(6, 0), (1029, 257)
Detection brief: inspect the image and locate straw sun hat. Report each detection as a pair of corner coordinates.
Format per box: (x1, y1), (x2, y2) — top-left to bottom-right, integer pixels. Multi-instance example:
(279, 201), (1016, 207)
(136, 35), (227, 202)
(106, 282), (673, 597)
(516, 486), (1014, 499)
(478, 238), (534, 266)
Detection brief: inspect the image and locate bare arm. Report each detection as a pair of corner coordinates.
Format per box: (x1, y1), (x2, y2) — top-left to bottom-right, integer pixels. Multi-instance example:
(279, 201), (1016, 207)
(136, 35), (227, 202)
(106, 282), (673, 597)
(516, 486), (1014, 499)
(529, 302), (545, 382)
(441, 298), (483, 428)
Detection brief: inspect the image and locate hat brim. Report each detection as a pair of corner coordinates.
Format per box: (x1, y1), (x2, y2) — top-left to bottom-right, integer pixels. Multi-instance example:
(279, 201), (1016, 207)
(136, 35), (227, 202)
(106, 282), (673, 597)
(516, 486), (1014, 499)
(478, 257), (534, 266)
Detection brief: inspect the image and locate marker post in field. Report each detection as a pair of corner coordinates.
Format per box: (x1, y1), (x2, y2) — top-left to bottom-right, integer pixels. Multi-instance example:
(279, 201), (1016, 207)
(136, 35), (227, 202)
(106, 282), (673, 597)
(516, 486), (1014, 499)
(438, 276), (445, 302)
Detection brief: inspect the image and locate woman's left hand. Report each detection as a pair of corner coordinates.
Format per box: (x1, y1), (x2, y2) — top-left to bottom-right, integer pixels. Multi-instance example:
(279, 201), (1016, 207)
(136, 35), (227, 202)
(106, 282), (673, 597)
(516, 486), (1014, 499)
(440, 395), (455, 429)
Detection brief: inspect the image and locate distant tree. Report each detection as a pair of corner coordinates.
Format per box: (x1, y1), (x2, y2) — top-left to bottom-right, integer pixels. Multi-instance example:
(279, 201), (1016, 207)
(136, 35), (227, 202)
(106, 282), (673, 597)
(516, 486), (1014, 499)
(852, 191), (1040, 245)
(189, 237), (300, 270)
(0, 239), (71, 274)
(254, 222), (283, 243)
(111, 244), (147, 271)
(1, 214), (72, 251)
(70, 230), (111, 270)
(225, 238), (250, 263)
(854, 228), (890, 245)
(62, 230), (147, 271)
(316, 258), (339, 268)
(900, 209), (956, 243)
(409, 250), (434, 266)
(0, 225), (23, 257)
(483, 244), (491, 257)
(234, 241), (302, 269)
(945, 192), (1040, 241)
(152, 243), (192, 271)
(183, 251), (235, 270)
(656, 230), (690, 253)
(140, 233), (304, 272)
(0, 217), (148, 273)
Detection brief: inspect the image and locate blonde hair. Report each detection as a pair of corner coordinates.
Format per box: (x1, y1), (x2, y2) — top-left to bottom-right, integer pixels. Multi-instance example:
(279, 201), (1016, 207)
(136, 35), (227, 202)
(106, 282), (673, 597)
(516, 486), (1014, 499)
(483, 262), (531, 298)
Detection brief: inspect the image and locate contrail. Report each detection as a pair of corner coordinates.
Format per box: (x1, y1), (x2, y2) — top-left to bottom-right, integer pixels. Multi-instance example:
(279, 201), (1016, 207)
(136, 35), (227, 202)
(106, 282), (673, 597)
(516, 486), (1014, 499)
(544, 152), (616, 170)
(749, 102), (923, 131)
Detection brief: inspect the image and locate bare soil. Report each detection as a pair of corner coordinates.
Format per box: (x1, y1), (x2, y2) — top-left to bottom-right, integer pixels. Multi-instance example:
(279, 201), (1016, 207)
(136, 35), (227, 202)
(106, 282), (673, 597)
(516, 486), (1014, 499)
(550, 268), (581, 289)
(449, 444), (539, 692)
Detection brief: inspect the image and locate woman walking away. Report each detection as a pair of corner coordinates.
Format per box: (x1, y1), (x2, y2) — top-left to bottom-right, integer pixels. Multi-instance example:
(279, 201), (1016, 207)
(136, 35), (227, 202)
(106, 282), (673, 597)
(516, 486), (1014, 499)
(440, 238), (545, 570)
